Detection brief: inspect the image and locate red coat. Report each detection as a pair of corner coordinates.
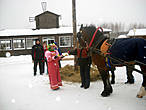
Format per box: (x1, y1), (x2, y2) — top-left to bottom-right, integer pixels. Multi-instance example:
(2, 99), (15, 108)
(77, 48), (88, 58)
(45, 50), (62, 90)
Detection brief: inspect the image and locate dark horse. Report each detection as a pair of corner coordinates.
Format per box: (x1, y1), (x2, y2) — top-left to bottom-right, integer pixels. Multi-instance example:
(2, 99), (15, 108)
(77, 25), (146, 98)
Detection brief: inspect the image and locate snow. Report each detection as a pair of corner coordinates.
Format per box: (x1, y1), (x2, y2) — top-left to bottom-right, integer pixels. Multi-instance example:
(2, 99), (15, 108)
(0, 26), (111, 37)
(0, 27), (74, 37)
(0, 55), (146, 110)
(127, 28), (146, 36)
(117, 35), (128, 39)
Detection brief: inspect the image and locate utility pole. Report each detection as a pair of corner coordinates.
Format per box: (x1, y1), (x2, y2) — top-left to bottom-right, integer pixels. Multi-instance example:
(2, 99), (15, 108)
(72, 0), (78, 70)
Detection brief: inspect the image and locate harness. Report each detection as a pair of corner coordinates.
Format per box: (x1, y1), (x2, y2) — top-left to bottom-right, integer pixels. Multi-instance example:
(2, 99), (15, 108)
(80, 26), (144, 74)
(89, 27), (103, 48)
(88, 27), (113, 56)
(100, 39), (112, 56)
(87, 27), (113, 68)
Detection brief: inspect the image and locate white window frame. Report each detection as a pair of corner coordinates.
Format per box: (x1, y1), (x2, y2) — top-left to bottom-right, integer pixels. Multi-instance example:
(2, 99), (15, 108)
(43, 36), (55, 45)
(13, 38), (25, 50)
(71, 36), (74, 47)
(59, 36), (72, 47)
(26, 37), (38, 49)
(0, 39), (12, 50)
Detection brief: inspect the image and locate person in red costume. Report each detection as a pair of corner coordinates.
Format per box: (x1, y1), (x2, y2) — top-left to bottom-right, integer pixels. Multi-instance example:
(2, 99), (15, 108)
(45, 43), (63, 90)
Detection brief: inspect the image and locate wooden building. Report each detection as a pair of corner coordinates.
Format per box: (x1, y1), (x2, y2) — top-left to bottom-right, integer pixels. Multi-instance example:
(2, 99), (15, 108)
(0, 27), (74, 56)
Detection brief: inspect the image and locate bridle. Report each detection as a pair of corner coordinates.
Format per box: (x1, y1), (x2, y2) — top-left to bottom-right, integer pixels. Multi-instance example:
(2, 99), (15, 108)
(77, 26), (104, 49)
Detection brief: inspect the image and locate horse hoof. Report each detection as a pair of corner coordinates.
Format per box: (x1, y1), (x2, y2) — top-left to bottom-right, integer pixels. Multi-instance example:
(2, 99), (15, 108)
(137, 95), (143, 98)
(110, 88), (113, 93)
(111, 81), (115, 84)
(101, 91), (110, 97)
(125, 80), (134, 84)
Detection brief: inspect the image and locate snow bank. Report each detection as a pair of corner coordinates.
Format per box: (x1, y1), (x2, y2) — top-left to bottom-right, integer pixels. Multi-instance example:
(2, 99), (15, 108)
(127, 29), (146, 36)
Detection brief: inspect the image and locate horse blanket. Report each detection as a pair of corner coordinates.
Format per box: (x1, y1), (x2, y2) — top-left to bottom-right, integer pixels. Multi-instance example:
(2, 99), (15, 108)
(109, 38), (146, 65)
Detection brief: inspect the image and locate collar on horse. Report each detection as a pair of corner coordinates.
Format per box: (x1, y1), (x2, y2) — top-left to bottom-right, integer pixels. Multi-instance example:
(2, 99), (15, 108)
(88, 27), (112, 56)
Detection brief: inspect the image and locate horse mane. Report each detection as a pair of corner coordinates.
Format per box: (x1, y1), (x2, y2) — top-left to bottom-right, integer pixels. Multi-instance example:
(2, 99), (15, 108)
(81, 25), (107, 48)
(82, 25), (96, 40)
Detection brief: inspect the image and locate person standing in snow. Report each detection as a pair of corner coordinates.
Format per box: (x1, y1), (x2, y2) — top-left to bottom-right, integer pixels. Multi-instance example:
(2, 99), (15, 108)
(68, 42), (92, 89)
(43, 41), (48, 74)
(32, 39), (44, 76)
(45, 43), (63, 90)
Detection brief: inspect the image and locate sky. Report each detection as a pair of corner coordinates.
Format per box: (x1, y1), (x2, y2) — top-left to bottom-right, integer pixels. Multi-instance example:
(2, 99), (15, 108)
(0, 0), (146, 29)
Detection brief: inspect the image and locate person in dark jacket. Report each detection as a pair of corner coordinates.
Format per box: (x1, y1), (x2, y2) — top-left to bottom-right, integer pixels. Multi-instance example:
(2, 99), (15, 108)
(68, 44), (92, 89)
(32, 39), (44, 76)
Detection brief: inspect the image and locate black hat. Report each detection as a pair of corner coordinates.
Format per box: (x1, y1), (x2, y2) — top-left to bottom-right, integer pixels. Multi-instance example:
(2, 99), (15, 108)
(35, 39), (40, 42)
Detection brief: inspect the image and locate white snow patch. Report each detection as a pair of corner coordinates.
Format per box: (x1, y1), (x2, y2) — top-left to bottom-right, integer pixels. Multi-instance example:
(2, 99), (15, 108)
(0, 55), (146, 110)
(11, 99), (16, 103)
(56, 96), (61, 102)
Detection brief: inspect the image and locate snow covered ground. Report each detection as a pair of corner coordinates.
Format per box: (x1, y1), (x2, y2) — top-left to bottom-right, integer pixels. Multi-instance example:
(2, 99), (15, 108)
(0, 55), (146, 110)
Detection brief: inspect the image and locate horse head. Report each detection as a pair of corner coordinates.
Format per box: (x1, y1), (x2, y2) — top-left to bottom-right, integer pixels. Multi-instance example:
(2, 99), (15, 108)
(77, 25), (107, 49)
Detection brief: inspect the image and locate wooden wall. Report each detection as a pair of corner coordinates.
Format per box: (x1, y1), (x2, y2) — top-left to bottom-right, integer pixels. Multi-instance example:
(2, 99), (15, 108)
(35, 11), (59, 29)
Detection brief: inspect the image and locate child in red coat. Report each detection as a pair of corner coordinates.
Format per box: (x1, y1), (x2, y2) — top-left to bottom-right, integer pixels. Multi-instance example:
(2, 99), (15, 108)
(45, 44), (62, 90)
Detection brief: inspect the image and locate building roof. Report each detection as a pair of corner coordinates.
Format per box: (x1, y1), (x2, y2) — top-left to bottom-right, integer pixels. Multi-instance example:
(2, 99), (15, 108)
(0, 27), (111, 37)
(127, 28), (146, 36)
(35, 11), (60, 18)
(0, 27), (73, 37)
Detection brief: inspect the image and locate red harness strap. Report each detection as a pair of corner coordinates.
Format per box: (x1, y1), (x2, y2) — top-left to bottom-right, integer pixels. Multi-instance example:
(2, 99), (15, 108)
(89, 27), (103, 48)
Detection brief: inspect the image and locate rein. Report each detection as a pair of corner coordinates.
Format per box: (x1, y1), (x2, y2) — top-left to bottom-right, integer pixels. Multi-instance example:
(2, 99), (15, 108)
(89, 27), (103, 48)
(94, 48), (144, 75)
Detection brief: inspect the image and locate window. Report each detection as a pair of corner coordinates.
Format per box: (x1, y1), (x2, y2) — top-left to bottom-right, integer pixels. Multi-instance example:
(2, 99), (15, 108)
(0, 39), (12, 50)
(26, 37), (38, 49)
(13, 38), (25, 50)
(59, 36), (71, 47)
(43, 37), (55, 45)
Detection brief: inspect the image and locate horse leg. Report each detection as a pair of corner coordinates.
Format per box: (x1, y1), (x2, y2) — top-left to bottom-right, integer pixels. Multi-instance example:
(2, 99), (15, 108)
(110, 70), (115, 84)
(125, 65), (134, 84)
(92, 54), (112, 97)
(137, 65), (146, 98)
(110, 67), (116, 84)
(99, 69), (113, 97)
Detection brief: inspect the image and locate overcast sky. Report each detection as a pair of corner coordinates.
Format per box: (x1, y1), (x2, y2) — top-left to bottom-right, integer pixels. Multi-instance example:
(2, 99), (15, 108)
(0, 0), (146, 29)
